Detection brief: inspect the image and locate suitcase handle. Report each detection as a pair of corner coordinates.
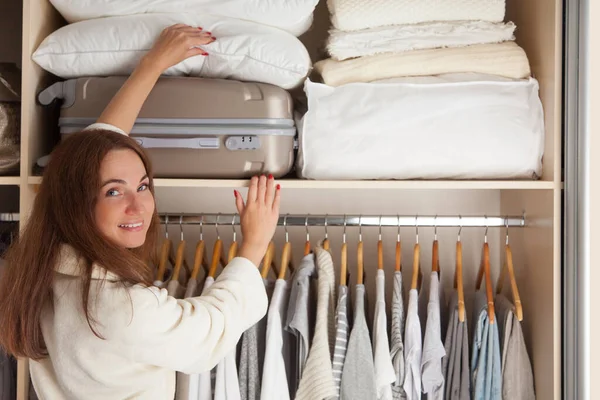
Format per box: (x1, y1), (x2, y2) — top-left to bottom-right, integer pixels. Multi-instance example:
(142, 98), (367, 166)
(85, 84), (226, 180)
(133, 137), (220, 149)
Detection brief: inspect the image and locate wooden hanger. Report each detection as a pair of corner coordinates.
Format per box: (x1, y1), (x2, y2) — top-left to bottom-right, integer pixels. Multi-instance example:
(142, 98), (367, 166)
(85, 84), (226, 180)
(395, 217), (402, 272)
(411, 220), (421, 291)
(228, 215), (239, 263)
(260, 241), (279, 279)
(357, 216), (364, 285)
(323, 215), (330, 251)
(156, 216), (173, 282)
(377, 216), (384, 271)
(432, 221), (440, 273)
(208, 216), (226, 279)
(278, 216), (294, 280)
(171, 216), (187, 283)
(304, 216), (311, 256)
(454, 223), (466, 322)
(190, 218), (209, 281)
(476, 224), (496, 323)
(340, 216), (348, 286)
(496, 223), (523, 321)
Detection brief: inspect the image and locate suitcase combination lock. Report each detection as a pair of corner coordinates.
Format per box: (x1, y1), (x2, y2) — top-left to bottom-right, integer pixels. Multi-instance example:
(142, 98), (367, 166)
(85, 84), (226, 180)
(225, 136), (261, 150)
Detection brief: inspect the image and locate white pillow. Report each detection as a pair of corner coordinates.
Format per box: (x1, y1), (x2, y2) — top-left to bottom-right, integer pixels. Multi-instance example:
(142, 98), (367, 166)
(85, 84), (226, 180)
(32, 13), (312, 90)
(49, 0), (318, 36)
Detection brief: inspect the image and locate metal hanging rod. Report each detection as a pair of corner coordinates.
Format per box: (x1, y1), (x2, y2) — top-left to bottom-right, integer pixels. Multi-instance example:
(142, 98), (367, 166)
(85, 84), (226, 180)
(0, 213), (19, 222)
(158, 214), (525, 228)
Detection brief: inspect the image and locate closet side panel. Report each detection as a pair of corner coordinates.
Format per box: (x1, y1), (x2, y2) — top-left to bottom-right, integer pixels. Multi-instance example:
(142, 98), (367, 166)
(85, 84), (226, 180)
(505, 0), (562, 181)
(500, 189), (558, 400)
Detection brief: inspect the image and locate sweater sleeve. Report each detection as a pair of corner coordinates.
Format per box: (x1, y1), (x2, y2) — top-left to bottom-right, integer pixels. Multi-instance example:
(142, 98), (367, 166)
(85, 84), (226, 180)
(115, 257), (268, 374)
(83, 122), (128, 136)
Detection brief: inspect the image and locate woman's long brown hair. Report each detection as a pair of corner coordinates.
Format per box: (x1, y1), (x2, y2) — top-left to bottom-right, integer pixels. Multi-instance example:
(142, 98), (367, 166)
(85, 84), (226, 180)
(0, 130), (159, 360)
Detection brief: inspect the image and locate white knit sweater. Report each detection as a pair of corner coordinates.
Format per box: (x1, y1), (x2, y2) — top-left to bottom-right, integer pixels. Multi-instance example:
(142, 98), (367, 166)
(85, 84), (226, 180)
(29, 245), (268, 399)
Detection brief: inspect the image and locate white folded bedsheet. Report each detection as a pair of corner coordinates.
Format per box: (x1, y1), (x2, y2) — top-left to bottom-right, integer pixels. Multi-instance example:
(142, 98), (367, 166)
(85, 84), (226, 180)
(327, 0), (505, 31)
(32, 13), (312, 90)
(49, 0), (320, 36)
(314, 42), (531, 86)
(327, 21), (516, 61)
(297, 74), (544, 180)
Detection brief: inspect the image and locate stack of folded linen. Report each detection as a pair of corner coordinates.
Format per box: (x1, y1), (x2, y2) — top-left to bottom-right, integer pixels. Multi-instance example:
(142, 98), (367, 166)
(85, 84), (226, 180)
(32, 0), (320, 90)
(296, 0), (545, 180)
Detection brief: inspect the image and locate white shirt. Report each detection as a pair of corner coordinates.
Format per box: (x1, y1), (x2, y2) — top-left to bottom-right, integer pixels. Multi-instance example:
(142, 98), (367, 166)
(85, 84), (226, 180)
(29, 245), (268, 400)
(403, 289), (423, 400)
(373, 270), (396, 400)
(261, 279), (292, 400)
(421, 272), (446, 400)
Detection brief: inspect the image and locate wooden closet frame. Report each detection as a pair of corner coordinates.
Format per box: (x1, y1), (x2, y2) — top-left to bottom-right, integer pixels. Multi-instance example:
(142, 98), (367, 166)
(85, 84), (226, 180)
(0, 0), (563, 398)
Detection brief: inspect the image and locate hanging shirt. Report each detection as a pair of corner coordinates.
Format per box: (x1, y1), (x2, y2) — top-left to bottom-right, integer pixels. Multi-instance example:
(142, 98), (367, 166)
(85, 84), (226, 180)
(495, 294), (535, 400)
(340, 284), (377, 400)
(214, 349), (241, 400)
(29, 245), (268, 400)
(284, 254), (317, 393)
(373, 270), (396, 400)
(332, 284), (350, 398)
(260, 279), (293, 400)
(175, 278), (202, 400)
(390, 271), (407, 400)
(442, 291), (470, 400)
(471, 291), (502, 400)
(197, 277), (216, 400)
(421, 272), (446, 400)
(296, 246), (337, 400)
(238, 279), (274, 400)
(403, 289), (422, 400)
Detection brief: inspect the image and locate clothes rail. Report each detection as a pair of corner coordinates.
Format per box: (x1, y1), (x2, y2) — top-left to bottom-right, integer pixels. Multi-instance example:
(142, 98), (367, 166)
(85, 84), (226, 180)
(0, 213), (19, 222)
(158, 214), (526, 228)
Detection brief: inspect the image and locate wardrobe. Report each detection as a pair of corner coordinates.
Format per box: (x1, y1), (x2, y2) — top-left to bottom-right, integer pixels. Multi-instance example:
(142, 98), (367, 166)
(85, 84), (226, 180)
(0, 0), (580, 399)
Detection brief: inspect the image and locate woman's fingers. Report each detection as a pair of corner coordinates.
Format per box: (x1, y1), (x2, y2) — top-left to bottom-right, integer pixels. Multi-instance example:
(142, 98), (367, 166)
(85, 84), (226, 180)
(272, 184), (281, 212)
(257, 175), (267, 203)
(265, 175), (276, 206)
(247, 176), (259, 203)
(234, 190), (245, 215)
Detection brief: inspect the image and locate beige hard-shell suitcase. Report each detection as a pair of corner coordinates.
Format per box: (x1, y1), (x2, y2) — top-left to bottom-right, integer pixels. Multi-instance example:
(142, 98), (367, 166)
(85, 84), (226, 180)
(39, 76), (296, 178)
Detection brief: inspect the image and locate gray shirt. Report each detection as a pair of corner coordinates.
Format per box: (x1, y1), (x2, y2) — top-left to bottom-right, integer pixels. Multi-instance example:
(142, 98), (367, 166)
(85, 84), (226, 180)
(442, 291), (470, 400)
(340, 284), (377, 400)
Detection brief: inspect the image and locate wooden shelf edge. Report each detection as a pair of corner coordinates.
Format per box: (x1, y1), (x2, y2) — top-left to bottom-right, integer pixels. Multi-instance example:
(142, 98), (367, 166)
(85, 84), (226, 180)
(0, 177), (21, 185)
(27, 176), (557, 190)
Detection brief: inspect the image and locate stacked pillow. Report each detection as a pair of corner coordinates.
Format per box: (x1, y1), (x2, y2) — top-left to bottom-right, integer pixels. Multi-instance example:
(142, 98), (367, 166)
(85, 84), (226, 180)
(33, 1), (319, 89)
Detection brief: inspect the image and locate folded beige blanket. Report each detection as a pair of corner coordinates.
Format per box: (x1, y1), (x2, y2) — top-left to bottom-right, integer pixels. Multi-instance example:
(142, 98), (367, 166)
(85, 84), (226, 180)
(314, 42), (531, 86)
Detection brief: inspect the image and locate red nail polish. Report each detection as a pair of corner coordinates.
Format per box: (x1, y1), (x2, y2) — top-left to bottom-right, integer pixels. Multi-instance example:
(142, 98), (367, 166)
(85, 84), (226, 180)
(202, 52), (209, 56)
(206, 31), (212, 35)
(276, 184), (281, 190)
(211, 36), (216, 40)
(268, 174), (273, 179)
(198, 27), (203, 30)
(233, 190), (237, 197)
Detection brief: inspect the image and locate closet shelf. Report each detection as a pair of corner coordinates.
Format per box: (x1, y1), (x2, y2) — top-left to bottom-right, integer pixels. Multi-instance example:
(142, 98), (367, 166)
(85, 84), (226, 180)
(26, 176), (556, 190)
(0, 177), (21, 186)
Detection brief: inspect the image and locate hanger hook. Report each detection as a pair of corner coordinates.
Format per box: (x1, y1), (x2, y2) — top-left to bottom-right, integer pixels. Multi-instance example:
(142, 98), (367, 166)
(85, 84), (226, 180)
(179, 215), (184, 241)
(343, 214), (347, 244)
(324, 214), (328, 239)
(484, 215), (488, 243)
(458, 215), (462, 241)
(379, 215), (383, 240)
(415, 215), (419, 244)
(434, 214), (438, 240)
(165, 215), (169, 239)
(284, 214), (289, 243)
(305, 215), (310, 242)
(505, 216), (509, 245)
(359, 215), (363, 242)
(397, 215), (401, 242)
(215, 213), (220, 239)
(199, 214), (204, 241)
(232, 214), (237, 242)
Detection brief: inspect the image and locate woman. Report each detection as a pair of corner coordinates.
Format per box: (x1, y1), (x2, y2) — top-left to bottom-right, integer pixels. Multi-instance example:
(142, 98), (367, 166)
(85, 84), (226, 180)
(0, 24), (280, 399)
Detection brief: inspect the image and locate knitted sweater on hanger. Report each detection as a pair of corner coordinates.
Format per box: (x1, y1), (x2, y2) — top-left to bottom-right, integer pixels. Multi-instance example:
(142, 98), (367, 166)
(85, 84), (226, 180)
(295, 245), (337, 400)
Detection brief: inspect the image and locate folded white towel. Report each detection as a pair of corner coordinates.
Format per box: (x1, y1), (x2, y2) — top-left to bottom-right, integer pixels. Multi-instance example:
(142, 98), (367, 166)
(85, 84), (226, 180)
(327, 21), (516, 61)
(327, 0), (506, 31)
(314, 42), (531, 86)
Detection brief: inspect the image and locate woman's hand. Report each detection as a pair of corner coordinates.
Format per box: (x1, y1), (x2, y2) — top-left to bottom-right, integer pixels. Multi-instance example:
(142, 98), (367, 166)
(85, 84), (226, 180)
(235, 175), (281, 268)
(142, 24), (216, 72)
